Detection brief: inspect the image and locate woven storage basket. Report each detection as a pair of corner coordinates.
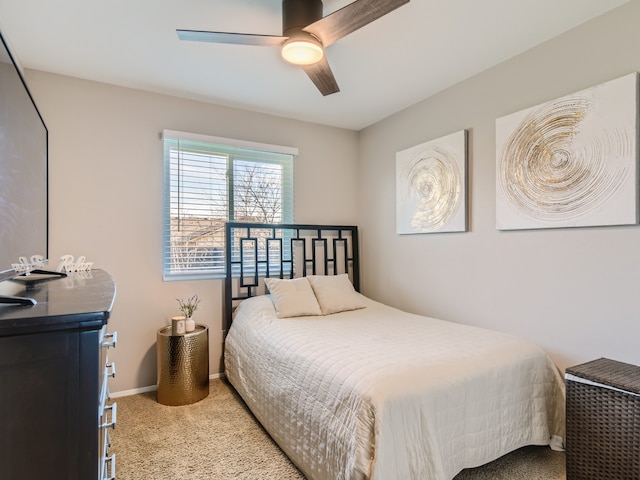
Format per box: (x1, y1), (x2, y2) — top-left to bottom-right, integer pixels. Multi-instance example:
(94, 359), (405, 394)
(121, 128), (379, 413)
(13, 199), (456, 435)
(565, 357), (640, 480)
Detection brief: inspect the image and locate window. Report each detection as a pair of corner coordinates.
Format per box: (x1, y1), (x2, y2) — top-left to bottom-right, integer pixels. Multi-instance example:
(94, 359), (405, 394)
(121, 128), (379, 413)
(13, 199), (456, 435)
(163, 130), (296, 280)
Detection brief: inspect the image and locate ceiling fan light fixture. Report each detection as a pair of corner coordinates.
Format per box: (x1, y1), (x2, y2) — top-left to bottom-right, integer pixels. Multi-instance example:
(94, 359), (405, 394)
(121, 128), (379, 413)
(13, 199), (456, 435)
(281, 38), (323, 66)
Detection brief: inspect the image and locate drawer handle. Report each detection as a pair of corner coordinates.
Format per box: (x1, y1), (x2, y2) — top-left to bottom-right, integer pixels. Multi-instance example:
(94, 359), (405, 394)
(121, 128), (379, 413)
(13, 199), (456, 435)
(103, 453), (116, 480)
(101, 402), (117, 430)
(102, 331), (117, 349)
(105, 362), (116, 379)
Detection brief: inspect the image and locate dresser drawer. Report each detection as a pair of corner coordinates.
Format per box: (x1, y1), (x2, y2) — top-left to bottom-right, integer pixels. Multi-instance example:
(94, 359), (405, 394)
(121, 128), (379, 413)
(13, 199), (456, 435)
(99, 328), (117, 480)
(100, 422), (116, 479)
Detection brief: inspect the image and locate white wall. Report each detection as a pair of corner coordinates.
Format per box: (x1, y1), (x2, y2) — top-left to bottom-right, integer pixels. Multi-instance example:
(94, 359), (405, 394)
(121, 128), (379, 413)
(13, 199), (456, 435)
(358, 1), (640, 372)
(21, 1), (640, 392)
(25, 71), (359, 393)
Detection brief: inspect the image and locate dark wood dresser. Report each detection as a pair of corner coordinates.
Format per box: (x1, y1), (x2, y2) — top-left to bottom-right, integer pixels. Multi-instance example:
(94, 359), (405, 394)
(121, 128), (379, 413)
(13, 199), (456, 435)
(0, 269), (117, 480)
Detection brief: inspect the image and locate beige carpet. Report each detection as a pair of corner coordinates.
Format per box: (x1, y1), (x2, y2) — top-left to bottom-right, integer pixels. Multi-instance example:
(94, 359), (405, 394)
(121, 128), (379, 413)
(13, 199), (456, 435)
(111, 378), (565, 480)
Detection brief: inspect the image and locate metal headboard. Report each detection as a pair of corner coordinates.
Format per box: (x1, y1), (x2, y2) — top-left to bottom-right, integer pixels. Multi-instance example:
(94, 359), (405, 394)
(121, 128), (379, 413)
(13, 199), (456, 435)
(224, 222), (359, 329)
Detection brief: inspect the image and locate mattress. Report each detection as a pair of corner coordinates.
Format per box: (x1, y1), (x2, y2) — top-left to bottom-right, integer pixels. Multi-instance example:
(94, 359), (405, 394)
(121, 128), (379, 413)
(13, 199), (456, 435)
(224, 294), (565, 480)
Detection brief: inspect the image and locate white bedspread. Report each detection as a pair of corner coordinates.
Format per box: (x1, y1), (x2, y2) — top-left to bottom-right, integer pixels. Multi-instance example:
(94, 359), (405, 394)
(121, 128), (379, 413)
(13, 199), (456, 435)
(224, 295), (565, 480)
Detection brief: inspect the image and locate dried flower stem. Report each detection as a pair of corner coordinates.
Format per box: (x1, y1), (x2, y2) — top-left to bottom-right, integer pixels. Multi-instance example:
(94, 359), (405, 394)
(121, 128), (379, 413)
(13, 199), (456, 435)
(177, 294), (200, 318)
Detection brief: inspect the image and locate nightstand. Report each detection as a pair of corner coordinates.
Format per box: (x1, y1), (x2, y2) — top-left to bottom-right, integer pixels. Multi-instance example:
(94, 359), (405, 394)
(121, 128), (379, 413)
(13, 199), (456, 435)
(156, 324), (209, 406)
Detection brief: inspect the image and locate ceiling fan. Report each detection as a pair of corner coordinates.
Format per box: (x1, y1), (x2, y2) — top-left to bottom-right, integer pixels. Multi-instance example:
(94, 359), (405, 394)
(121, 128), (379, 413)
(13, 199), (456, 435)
(177, 0), (410, 96)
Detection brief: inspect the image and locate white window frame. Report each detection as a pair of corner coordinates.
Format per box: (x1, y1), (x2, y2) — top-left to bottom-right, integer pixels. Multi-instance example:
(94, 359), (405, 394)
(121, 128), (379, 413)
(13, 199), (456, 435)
(162, 130), (297, 281)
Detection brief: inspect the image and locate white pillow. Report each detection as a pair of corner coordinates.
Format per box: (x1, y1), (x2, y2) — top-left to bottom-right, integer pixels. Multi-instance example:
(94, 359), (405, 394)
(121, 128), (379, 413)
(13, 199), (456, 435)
(263, 277), (322, 318)
(307, 274), (366, 315)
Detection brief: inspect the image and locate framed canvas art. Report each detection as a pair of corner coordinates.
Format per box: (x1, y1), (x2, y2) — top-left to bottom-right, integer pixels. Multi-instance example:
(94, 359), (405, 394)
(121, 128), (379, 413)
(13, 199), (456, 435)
(496, 72), (638, 230)
(396, 130), (467, 234)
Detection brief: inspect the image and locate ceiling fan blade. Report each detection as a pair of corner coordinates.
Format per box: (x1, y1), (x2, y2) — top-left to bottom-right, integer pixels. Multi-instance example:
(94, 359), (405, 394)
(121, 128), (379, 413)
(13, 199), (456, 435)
(177, 30), (287, 47)
(302, 57), (340, 96)
(304, 0), (409, 47)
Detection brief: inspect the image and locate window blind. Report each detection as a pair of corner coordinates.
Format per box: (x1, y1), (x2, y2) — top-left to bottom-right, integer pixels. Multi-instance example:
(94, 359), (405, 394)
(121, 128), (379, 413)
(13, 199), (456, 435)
(162, 130), (296, 280)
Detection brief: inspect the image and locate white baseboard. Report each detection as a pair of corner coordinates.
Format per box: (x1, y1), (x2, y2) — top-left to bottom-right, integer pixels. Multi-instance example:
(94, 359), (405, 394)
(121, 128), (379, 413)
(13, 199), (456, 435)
(110, 385), (156, 398)
(110, 372), (225, 398)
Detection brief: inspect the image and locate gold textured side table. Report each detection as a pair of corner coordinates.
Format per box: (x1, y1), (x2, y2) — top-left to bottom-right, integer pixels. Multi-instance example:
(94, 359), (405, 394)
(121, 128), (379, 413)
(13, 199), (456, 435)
(157, 324), (209, 406)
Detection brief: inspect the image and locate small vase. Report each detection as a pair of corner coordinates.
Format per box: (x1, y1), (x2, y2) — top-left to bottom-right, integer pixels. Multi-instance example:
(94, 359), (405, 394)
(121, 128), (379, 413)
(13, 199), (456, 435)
(185, 317), (195, 333)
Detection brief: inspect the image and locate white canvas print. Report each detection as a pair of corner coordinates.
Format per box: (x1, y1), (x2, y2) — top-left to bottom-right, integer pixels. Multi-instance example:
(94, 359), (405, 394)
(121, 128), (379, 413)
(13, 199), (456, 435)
(396, 130), (467, 234)
(496, 72), (638, 230)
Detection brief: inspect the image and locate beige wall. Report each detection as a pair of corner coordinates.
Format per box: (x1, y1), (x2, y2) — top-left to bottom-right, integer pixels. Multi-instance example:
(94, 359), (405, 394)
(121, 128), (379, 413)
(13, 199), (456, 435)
(21, 1), (640, 392)
(25, 71), (359, 393)
(358, 1), (640, 372)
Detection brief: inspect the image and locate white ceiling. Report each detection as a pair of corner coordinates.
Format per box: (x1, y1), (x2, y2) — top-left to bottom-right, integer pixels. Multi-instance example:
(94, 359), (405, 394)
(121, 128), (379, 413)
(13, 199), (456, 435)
(0, 0), (628, 130)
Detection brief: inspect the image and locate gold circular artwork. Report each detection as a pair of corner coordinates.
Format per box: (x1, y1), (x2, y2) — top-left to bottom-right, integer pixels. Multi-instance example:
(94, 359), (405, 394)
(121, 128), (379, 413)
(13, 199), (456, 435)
(499, 95), (633, 222)
(402, 146), (461, 230)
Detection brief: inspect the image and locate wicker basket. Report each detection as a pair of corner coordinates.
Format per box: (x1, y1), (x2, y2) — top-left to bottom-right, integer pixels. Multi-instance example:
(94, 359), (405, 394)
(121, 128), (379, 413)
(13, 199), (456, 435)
(565, 357), (640, 480)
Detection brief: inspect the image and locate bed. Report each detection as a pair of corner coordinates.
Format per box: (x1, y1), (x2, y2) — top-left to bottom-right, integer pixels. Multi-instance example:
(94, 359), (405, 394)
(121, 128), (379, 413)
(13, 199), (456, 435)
(223, 222), (565, 480)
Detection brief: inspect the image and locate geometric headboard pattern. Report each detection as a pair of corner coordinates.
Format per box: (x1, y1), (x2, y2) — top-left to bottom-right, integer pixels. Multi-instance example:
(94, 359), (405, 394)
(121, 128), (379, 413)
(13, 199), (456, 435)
(224, 222), (359, 329)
